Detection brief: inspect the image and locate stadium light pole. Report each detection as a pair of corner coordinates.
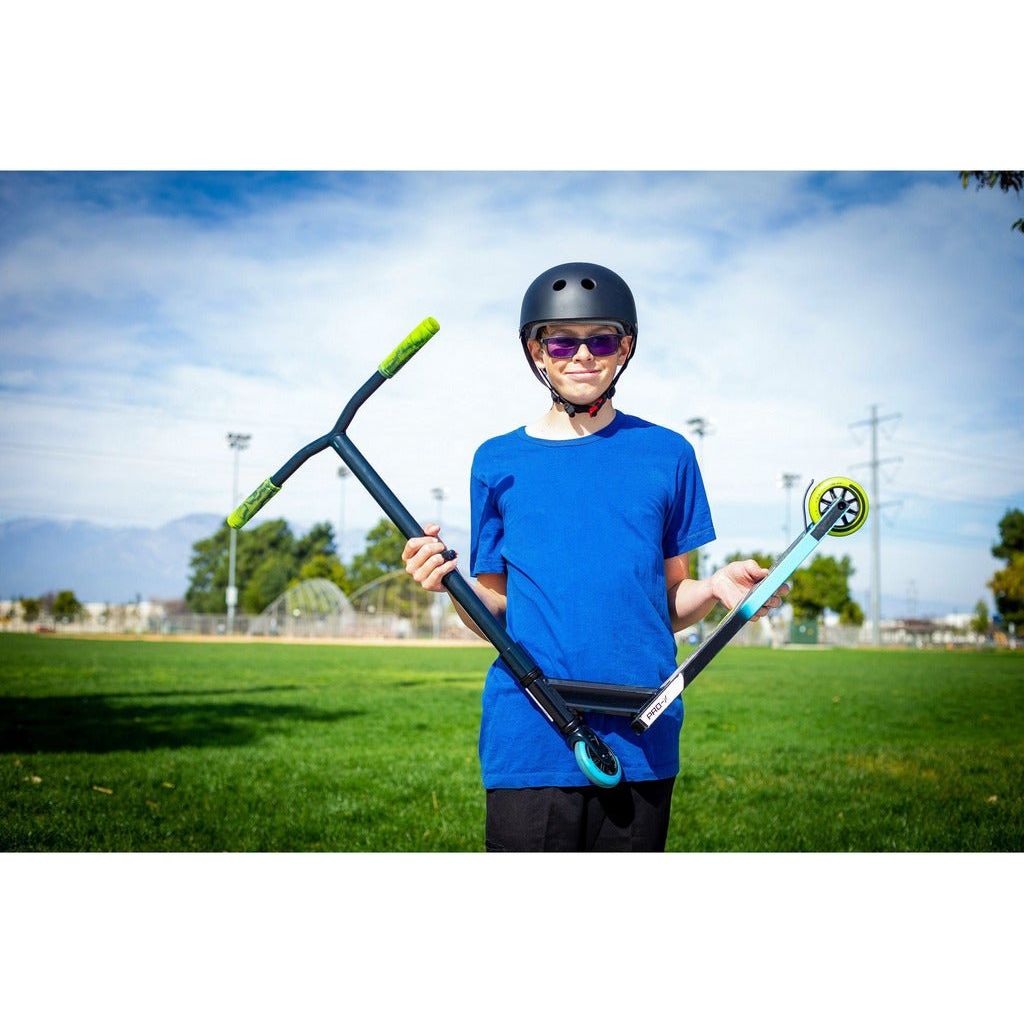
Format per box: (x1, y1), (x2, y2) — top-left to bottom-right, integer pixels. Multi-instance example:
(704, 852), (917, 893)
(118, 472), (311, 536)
(430, 487), (447, 639)
(337, 464), (350, 562)
(777, 472), (801, 542)
(684, 418), (714, 641)
(685, 416), (714, 467)
(430, 486), (447, 533)
(226, 432), (251, 635)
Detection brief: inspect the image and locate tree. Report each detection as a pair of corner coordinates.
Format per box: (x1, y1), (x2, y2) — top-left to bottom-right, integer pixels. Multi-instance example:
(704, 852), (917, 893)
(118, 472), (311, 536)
(294, 521), (336, 564)
(20, 597), (40, 623)
(292, 552), (350, 594)
(991, 509), (1024, 561)
(989, 554), (1024, 631)
(186, 518), (296, 612)
(971, 599), (990, 636)
(987, 508), (1024, 630)
(789, 554), (858, 623)
(839, 601), (865, 626)
(52, 590), (83, 621)
(688, 547), (705, 580)
(185, 519), (334, 613)
(242, 553), (296, 614)
(346, 519), (408, 593)
(960, 171), (1024, 234)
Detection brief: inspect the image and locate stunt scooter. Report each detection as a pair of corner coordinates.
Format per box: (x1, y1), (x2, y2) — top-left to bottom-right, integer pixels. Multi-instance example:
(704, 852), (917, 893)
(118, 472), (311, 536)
(227, 319), (869, 784)
(228, 318), (623, 788)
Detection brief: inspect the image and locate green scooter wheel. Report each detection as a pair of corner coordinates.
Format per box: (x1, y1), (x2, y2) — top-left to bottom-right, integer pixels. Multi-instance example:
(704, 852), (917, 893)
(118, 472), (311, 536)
(808, 477), (869, 537)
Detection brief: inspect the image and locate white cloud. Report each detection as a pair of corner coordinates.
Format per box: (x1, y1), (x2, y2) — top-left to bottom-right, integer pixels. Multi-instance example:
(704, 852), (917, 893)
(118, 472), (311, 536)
(1, 172), (1021, 613)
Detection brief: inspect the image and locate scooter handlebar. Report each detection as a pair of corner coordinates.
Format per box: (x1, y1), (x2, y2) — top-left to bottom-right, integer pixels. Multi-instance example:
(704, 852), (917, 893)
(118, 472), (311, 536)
(227, 318), (439, 531)
(227, 477), (281, 529)
(377, 317), (440, 378)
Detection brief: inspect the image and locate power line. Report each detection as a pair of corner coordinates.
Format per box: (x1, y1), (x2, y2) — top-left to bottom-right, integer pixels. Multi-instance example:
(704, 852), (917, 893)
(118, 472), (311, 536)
(896, 439), (1024, 471)
(0, 440), (233, 471)
(0, 390), (313, 433)
(888, 523), (995, 546)
(0, 495), (207, 527)
(890, 487), (1021, 510)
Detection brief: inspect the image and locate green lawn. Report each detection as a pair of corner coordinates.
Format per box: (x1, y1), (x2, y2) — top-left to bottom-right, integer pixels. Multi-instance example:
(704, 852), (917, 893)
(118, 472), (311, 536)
(1, 634), (1021, 851)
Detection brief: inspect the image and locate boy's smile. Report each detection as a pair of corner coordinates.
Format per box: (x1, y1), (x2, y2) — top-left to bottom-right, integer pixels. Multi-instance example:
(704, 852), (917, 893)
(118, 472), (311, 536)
(528, 323), (633, 408)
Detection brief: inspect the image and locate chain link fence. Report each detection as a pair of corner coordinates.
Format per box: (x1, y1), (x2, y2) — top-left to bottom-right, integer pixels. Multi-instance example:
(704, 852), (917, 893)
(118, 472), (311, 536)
(0, 600), (1000, 649)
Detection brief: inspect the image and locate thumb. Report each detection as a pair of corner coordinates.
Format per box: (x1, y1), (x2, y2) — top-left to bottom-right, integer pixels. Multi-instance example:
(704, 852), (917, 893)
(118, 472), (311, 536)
(748, 560), (768, 578)
(424, 523), (442, 537)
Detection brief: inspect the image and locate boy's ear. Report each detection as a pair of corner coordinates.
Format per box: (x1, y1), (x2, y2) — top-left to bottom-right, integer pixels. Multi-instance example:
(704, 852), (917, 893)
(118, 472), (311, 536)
(527, 339), (545, 368)
(619, 335), (634, 363)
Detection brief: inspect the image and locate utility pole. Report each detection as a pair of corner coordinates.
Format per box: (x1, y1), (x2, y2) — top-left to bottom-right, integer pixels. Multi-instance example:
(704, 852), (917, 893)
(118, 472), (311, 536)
(337, 465), (350, 562)
(850, 405), (901, 646)
(777, 472), (801, 542)
(226, 432), (251, 635)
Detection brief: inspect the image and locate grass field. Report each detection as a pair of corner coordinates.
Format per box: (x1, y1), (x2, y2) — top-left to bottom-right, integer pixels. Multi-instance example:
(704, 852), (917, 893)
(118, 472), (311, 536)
(1, 633), (1021, 852)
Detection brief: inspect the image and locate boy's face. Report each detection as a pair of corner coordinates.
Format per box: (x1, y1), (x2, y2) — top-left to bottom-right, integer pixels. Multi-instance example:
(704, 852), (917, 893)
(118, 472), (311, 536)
(528, 322), (633, 407)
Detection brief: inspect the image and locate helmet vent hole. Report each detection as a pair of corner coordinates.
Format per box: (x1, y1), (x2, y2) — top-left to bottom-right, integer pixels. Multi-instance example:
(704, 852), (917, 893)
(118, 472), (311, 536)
(581, 278), (595, 289)
(552, 279), (566, 291)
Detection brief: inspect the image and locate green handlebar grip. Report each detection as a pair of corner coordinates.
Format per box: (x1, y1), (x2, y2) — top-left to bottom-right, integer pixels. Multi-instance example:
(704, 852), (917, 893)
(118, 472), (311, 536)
(377, 317), (440, 378)
(227, 478), (281, 529)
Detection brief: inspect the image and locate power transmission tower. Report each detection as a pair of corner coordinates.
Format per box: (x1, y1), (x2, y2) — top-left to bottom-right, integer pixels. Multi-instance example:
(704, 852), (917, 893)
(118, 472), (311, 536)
(850, 405), (902, 645)
(226, 432), (252, 635)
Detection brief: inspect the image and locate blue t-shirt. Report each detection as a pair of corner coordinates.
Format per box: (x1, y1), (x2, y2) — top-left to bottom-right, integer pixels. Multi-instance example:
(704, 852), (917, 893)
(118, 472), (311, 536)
(470, 411), (716, 789)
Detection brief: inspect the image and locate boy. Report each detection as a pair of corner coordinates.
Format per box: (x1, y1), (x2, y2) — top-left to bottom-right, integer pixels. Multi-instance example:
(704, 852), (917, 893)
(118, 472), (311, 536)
(402, 262), (787, 851)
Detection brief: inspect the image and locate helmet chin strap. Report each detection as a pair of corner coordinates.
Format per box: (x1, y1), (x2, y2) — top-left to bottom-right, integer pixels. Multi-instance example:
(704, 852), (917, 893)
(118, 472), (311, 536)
(538, 367), (617, 419)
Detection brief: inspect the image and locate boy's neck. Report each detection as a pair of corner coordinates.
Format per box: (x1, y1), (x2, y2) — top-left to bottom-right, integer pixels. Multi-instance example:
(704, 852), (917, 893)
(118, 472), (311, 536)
(526, 401), (618, 439)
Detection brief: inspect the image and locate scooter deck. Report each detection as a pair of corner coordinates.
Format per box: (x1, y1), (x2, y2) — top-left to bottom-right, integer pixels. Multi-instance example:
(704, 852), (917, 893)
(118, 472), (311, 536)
(549, 679), (658, 716)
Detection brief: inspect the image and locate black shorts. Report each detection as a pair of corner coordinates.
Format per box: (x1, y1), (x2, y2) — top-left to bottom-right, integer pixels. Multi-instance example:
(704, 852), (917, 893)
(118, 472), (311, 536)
(485, 777), (676, 852)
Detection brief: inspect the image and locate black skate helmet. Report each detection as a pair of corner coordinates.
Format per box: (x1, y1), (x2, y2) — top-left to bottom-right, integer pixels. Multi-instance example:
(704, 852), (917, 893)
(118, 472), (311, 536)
(519, 262), (638, 417)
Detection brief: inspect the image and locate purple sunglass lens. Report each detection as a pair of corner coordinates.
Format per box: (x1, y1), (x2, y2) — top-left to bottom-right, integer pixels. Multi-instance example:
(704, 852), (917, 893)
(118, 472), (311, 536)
(545, 334), (621, 358)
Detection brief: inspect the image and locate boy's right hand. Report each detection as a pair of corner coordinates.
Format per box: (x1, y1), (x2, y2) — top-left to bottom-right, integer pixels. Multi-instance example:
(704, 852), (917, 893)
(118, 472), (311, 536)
(402, 523), (458, 593)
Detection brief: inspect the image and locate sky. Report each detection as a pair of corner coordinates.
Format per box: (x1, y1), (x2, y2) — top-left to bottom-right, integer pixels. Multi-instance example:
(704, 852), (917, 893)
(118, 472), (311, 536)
(1, 171), (1022, 617)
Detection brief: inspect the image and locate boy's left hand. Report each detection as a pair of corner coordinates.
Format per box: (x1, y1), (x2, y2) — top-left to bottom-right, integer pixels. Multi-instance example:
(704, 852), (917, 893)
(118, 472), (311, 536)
(711, 560), (791, 621)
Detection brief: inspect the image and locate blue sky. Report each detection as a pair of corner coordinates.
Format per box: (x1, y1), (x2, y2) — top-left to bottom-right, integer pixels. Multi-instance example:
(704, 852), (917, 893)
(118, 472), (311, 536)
(1, 171), (1022, 616)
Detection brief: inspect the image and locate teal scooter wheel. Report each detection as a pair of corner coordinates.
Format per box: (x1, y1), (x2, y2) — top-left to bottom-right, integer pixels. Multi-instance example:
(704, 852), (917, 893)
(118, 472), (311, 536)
(573, 736), (623, 788)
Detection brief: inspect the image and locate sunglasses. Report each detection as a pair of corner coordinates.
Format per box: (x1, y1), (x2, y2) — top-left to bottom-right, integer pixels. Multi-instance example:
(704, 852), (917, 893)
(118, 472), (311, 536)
(541, 333), (623, 359)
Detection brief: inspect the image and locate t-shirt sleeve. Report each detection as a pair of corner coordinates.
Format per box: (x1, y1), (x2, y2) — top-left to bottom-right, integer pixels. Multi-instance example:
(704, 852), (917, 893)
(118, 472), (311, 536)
(662, 444), (716, 558)
(470, 454), (507, 576)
